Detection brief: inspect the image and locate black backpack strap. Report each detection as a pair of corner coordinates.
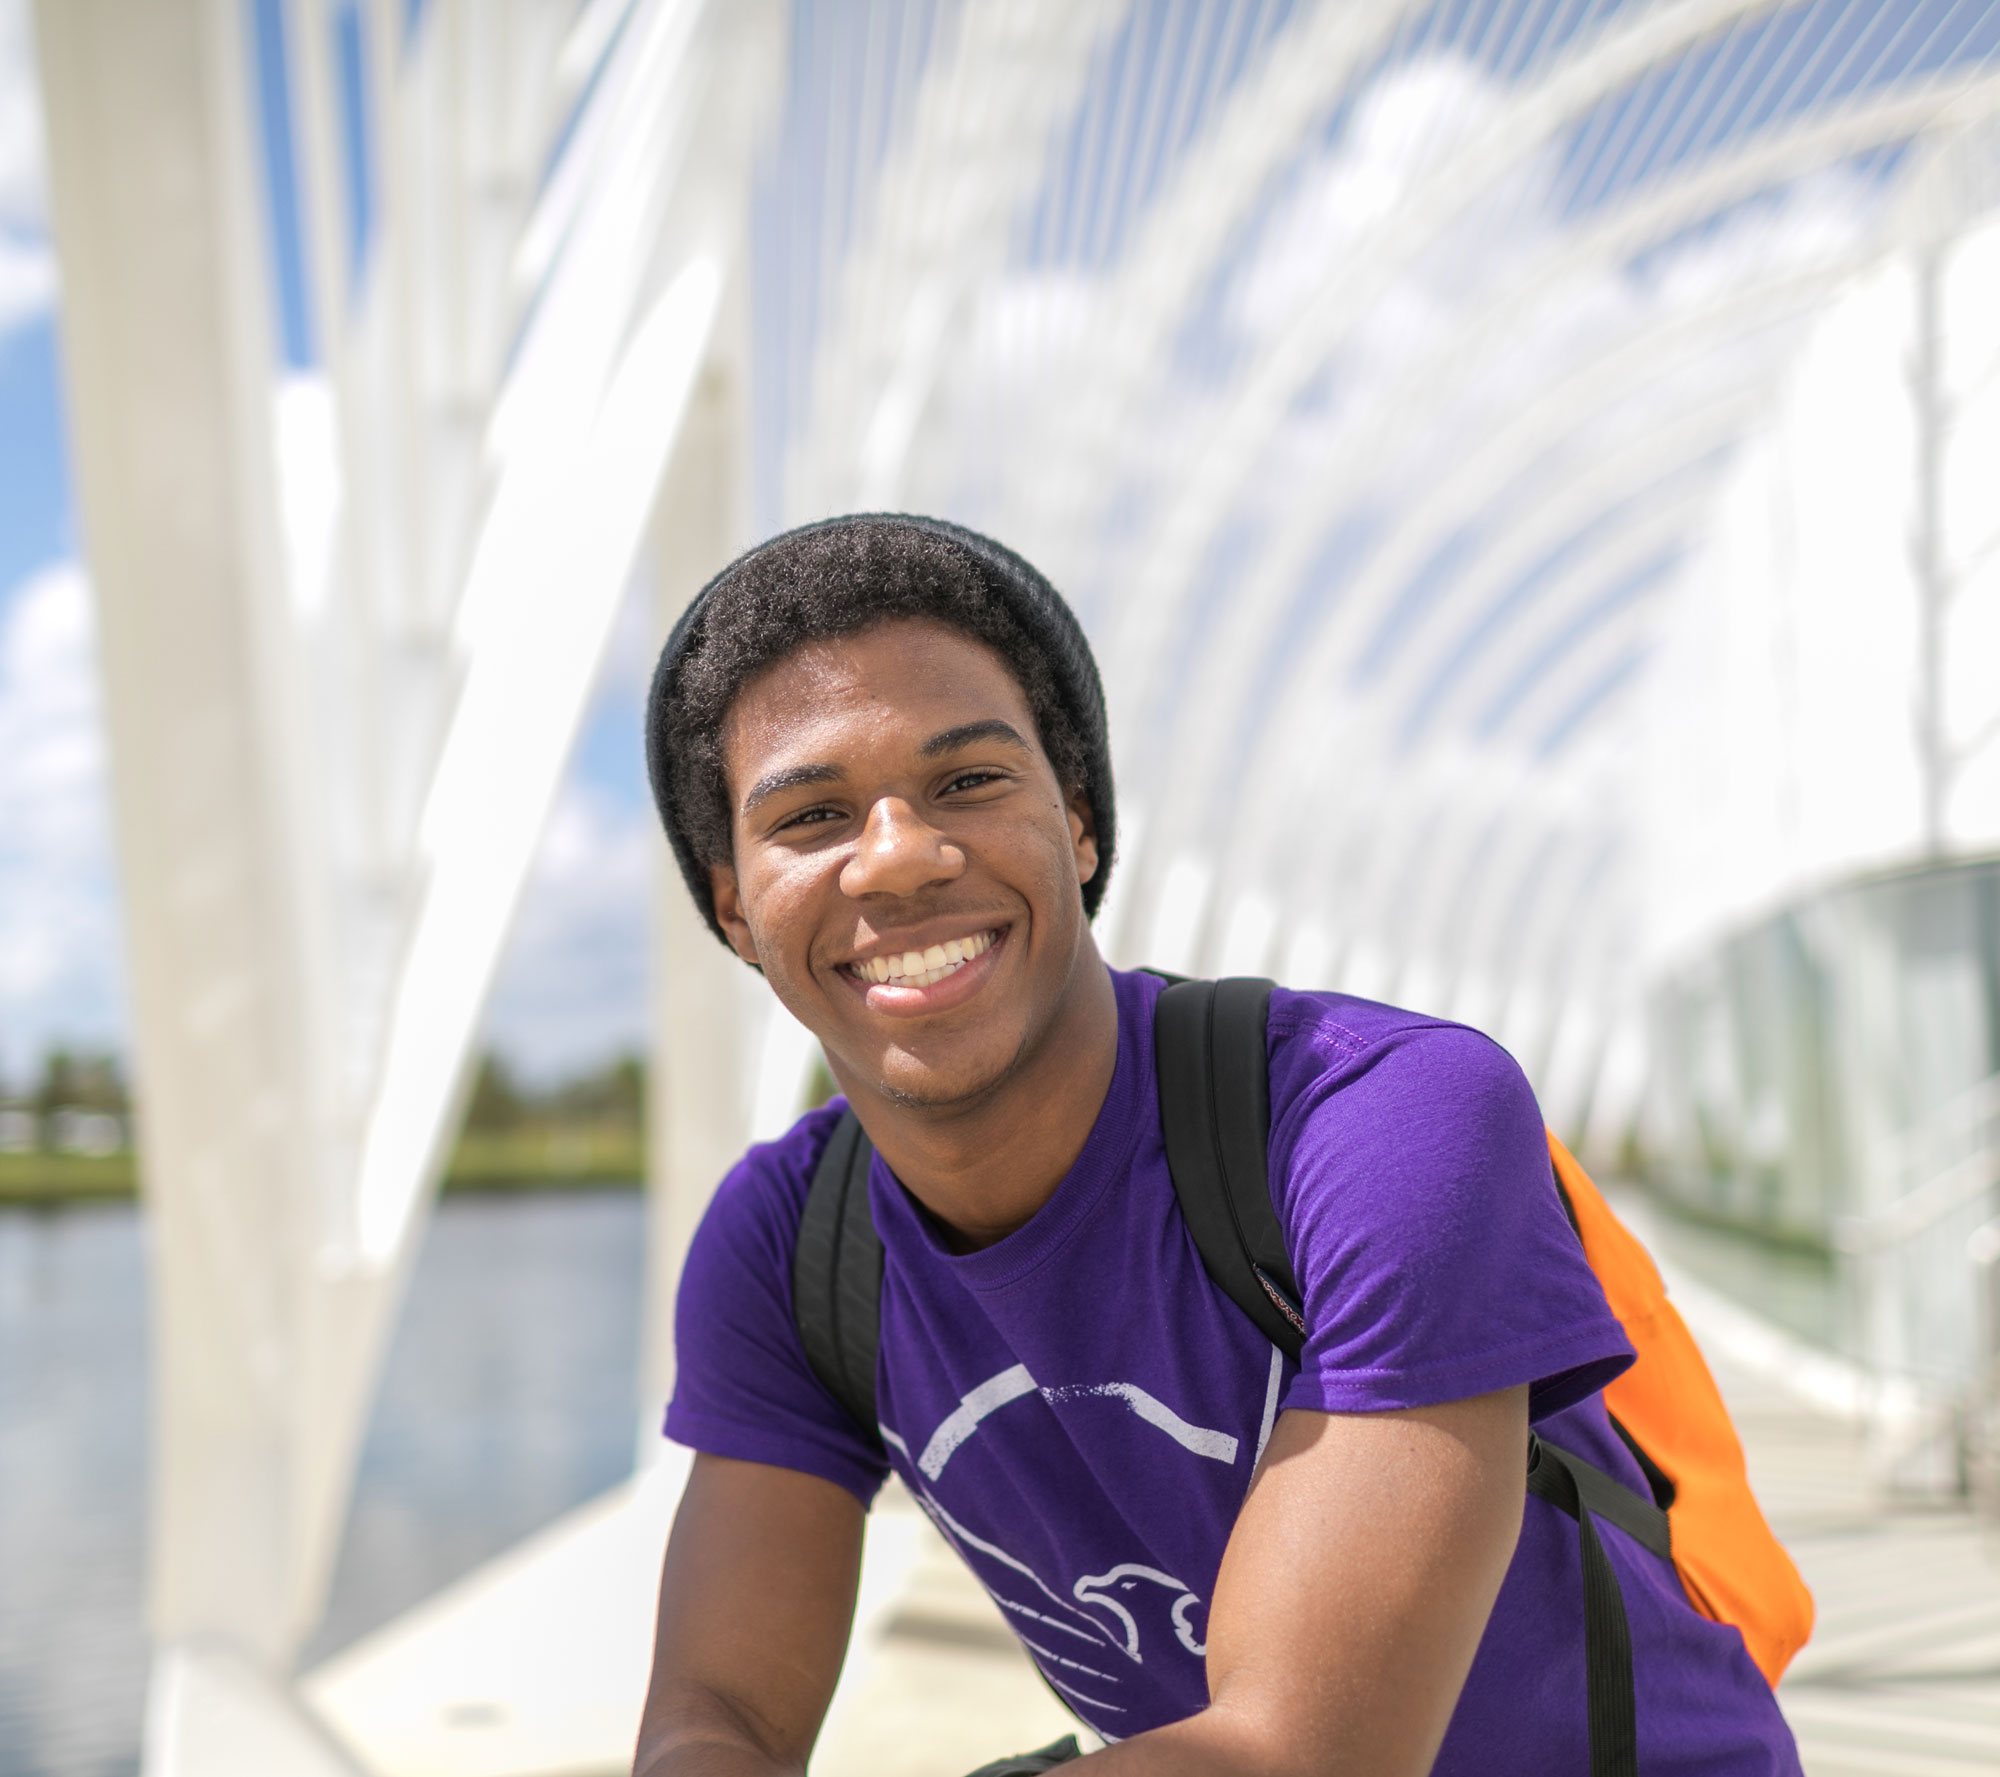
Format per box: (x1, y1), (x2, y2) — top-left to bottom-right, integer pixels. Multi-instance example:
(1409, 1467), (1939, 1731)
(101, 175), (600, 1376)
(792, 1109), (884, 1442)
(1537, 1166), (1676, 1777)
(1154, 976), (1305, 1356)
(1528, 1435), (1672, 1777)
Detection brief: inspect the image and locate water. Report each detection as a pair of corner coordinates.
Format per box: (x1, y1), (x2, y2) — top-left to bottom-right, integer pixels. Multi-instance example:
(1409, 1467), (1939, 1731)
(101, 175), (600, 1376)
(0, 1205), (148, 1777)
(0, 1191), (648, 1777)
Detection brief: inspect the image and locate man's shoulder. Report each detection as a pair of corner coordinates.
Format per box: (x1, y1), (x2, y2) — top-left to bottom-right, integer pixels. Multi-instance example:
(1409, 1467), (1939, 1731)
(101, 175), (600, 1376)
(700, 1099), (849, 1252)
(1258, 986), (1542, 1175)
(1106, 966), (1531, 1121)
(1265, 984), (1524, 1089)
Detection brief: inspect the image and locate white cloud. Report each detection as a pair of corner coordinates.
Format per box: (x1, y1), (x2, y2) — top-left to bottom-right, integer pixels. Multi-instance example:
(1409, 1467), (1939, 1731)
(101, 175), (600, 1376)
(0, 563), (125, 1082)
(0, 0), (52, 335)
(1229, 58), (1508, 338)
(478, 770), (654, 1084)
(0, 224), (50, 331)
(0, 562), (659, 1091)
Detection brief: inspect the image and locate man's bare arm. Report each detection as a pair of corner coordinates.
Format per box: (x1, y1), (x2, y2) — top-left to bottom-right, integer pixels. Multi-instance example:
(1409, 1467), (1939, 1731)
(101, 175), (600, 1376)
(1092, 1386), (1529, 1776)
(632, 1454), (865, 1777)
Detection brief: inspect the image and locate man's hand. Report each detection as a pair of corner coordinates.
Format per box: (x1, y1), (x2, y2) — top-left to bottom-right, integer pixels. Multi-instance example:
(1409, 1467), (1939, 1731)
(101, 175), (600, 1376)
(1091, 1387), (1529, 1776)
(632, 1454), (864, 1776)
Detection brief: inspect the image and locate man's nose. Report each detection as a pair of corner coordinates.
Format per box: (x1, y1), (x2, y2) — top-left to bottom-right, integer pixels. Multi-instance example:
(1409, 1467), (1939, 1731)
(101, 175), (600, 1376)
(841, 796), (966, 900)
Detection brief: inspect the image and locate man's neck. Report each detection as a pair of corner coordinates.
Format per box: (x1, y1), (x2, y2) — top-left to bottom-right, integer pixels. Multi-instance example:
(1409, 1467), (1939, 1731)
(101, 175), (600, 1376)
(848, 952), (1122, 1251)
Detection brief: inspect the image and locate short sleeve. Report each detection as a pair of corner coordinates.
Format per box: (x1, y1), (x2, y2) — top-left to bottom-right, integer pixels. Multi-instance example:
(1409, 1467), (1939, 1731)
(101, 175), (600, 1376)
(1265, 998), (1634, 1423)
(664, 1103), (893, 1506)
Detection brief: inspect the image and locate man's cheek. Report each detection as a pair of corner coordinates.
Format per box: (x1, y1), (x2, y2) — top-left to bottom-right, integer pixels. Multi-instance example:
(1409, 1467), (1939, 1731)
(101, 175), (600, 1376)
(759, 868), (826, 975)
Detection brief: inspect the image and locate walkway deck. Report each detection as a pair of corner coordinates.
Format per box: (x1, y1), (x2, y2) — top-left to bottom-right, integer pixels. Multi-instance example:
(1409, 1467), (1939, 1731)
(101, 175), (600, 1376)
(1733, 1352), (2000, 1775)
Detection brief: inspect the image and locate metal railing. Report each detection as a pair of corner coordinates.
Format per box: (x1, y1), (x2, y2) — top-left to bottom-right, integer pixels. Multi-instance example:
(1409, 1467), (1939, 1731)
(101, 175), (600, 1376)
(1835, 1073), (2000, 1500)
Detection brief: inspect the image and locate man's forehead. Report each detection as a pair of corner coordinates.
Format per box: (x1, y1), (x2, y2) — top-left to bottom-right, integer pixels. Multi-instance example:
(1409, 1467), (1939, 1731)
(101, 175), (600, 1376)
(722, 627), (1043, 807)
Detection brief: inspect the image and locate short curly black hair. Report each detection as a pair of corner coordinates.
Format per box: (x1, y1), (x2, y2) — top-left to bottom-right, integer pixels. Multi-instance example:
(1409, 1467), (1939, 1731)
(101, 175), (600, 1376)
(645, 514), (1118, 946)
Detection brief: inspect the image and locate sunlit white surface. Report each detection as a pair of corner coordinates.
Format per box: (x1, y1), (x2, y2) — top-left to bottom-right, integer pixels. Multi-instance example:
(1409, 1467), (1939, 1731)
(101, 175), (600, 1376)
(1646, 206), (2000, 969)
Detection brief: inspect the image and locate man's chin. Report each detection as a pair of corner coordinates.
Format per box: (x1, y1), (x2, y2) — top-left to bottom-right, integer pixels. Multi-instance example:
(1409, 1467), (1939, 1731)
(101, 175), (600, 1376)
(855, 1034), (1031, 1117)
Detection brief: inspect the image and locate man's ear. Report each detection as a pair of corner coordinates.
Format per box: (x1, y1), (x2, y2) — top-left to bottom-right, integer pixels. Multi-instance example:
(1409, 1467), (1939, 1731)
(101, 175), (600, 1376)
(708, 862), (763, 967)
(1066, 789), (1099, 887)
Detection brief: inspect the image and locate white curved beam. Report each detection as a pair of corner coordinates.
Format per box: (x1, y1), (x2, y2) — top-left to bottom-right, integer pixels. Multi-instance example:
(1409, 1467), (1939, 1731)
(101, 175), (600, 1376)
(1185, 664), (1630, 1038)
(1166, 69), (2000, 863)
(1096, 0), (1781, 699)
(1239, 61), (2000, 636)
(1471, 553), (1674, 757)
(1267, 741), (1630, 1071)
(1206, 609), (1642, 1032)
(1102, 15), (1999, 743)
(1122, 469), (1697, 1040)
(791, 0), (1125, 519)
(1403, 787), (1631, 1090)
(1141, 245), (1858, 849)
(999, 0), (1420, 574)
(1130, 67), (2000, 833)
(1188, 375), (1761, 935)
(1396, 478), (1718, 751)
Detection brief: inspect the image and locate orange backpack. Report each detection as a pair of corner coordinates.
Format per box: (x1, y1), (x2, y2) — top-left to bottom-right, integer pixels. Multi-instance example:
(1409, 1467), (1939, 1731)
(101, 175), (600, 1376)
(1548, 1133), (1814, 1684)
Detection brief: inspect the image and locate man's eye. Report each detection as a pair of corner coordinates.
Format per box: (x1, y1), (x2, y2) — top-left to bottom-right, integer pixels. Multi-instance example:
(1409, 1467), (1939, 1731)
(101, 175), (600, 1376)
(944, 770), (1003, 793)
(777, 805), (841, 832)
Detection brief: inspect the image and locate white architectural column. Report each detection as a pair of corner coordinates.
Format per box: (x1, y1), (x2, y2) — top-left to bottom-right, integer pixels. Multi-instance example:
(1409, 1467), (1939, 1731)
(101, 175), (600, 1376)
(641, 347), (762, 1443)
(34, 0), (368, 1767)
(39, 2), (742, 1769)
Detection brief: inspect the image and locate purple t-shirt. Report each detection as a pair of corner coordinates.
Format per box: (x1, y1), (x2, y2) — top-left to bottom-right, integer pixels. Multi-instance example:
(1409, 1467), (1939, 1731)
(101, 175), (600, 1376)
(668, 967), (1799, 1773)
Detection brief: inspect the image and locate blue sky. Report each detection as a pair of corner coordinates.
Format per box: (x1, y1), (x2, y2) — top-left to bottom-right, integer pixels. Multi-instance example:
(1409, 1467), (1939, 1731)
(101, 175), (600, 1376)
(0, 0), (653, 1089)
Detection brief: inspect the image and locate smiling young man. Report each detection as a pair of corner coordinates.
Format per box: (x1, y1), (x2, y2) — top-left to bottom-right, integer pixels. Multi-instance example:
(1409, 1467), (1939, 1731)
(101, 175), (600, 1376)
(631, 515), (1800, 1776)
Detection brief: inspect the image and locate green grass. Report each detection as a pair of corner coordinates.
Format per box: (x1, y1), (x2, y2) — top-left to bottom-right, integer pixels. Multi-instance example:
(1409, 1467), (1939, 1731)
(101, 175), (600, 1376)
(0, 1127), (645, 1206)
(444, 1127), (643, 1190)
(0, 1151), (138, 1203)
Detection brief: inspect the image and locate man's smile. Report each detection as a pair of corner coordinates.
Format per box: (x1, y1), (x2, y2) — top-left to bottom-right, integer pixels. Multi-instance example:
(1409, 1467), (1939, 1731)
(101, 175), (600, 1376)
(843, 927), (1000, 987)
(837, 923), (1012, 1018)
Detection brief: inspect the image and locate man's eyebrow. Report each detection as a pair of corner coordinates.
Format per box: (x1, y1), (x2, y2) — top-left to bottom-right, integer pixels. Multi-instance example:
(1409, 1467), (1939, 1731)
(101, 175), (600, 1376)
(741, 762), (844, 814)
(920, 719), (1034, 758)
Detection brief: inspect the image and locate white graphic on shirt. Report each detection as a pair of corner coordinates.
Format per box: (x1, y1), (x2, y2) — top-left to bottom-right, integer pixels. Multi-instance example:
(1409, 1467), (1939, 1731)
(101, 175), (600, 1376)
(911, 1487), (1125, 1657)
(918, 1363), (1039, 1478)
(1073, 1564), (1209, 1660)
(877, 1362), (1263, 1721)
(913, 1363), (1243, 1480)
(1041, 1672), (1126, 1714)
(1040, 1382), (1239, 1464)
(1016, 1635), (1120, 1684)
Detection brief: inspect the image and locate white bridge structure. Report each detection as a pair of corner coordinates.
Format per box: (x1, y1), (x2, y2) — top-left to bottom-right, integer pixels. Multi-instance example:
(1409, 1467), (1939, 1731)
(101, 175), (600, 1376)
(26, 1), (2000, 1771)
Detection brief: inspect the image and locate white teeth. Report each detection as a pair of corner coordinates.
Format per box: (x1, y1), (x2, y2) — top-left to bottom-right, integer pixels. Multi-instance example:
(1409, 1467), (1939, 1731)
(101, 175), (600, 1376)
(853, 930), (996, 988)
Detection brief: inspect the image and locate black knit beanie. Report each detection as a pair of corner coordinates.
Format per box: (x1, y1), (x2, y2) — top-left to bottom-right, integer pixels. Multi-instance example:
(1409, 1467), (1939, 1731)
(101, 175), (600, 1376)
(645, 514), (1117, 947)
